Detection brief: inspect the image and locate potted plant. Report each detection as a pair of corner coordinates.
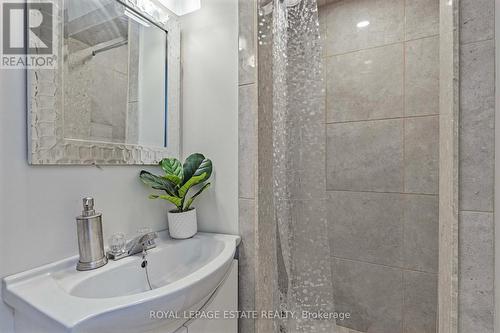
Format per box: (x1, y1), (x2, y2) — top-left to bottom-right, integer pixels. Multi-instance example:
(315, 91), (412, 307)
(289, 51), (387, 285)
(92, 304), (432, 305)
(139, 153), (212, 239)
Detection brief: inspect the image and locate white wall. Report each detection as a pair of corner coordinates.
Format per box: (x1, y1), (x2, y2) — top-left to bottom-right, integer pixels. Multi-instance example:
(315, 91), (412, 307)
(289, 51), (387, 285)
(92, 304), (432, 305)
(0, 69), (170, 332)
(180, 0), (239, 235)
(0, 0), (238, 330)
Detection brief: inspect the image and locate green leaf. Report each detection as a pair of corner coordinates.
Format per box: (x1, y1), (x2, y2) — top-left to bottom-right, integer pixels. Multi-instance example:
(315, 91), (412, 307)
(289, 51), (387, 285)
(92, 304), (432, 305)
(184, 183), (211, 210)
(163, 174), (182, 185)
(160, 158), (183, 185)
(139, 170), (177, 196)
(149, 194), (182, 209)
(178, 173), (207, 198)
(193, 158), (212, 178)
(182, 153), (212, 186)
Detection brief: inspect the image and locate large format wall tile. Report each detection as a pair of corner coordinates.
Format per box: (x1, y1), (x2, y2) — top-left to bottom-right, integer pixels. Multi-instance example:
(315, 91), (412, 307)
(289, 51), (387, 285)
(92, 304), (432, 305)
(459, 40), (495, 212)
(458, 212), (494, 333)
(238, 199), (255, 333)
(238, 0), (256, 85)
(327, 119), (403, 192)
(332, 258), (403, 333)
(405, 37), (439, 117)
(238, 84), (257, 199)
(460, 0), (494, 45)
(239, 199), (256, 264)
(327, 191), (439, 273)
(328, 191), (403, 267)
(405, 0), (439, 40)
(324, 0), (404, 55)
(326, 44), (403, 122)
(403, 271), (437, 333)
(403, 194), (438, 273)
(460, 40), (495, 112)
(404, 116), (439, 194)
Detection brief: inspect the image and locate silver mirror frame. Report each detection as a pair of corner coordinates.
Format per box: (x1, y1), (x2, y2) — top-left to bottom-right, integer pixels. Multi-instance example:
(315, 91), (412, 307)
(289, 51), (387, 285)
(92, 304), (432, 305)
(28, 0), (181, 165)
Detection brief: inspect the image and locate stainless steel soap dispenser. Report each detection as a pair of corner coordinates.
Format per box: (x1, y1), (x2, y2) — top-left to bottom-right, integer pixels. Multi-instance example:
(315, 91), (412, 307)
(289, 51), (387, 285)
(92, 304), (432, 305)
(76, 197), (108, 271)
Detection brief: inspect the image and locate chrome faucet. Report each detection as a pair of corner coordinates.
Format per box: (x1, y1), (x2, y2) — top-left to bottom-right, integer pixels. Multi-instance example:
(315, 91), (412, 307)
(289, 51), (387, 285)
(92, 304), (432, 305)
(127, 232), (158, 256)
(107, 231), (158, 260)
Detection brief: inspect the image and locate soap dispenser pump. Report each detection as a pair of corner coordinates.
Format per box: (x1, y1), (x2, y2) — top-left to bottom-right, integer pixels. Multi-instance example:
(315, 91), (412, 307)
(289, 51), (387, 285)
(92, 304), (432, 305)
(76, 197), (107, 271)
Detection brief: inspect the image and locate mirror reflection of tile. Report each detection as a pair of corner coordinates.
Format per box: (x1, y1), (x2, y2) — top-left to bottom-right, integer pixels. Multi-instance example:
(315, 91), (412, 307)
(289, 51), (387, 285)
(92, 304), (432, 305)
(63, 0), (166, 147)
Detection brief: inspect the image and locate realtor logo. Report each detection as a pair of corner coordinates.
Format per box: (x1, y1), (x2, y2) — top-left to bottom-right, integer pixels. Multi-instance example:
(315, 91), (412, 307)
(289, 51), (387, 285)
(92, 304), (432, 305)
(1, 1), (57, 68)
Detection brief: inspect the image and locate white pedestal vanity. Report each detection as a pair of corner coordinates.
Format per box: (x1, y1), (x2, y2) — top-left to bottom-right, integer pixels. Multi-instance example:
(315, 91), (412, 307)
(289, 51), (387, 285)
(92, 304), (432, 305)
(2, 233), (240, 333)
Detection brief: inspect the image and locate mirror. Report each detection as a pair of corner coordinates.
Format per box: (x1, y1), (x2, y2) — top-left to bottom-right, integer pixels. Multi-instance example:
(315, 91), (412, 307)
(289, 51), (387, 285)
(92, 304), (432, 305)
(64, 0), (167, 147)
(28, 0), (180, 165)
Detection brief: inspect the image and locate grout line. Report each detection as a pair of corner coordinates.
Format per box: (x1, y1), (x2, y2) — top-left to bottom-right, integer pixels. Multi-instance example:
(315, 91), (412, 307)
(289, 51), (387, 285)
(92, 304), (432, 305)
(459, 209), (495, 214)
(334, 324), (366, 333)
(460, 37), (495, 47)
(324, 11), (329, 197)
(321, 5), (335, 304)
(326, 189), (438, 197)
(401, 5), (407, 325)
(325, 113), (439, 125)
(401, 268), (407, 332)
(323, 34), (440, 59)
(401, 5), (408, 327)
(402, 41), (407, 194)
(239, 196), (256, 201)
(238, 82), (256, 87)
(333, 256), (439, 276)
(402, 0), (407, 326)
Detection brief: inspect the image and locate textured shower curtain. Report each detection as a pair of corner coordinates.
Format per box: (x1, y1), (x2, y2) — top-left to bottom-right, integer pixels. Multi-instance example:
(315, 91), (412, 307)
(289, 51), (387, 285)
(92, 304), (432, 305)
(270, 0), (335, 332)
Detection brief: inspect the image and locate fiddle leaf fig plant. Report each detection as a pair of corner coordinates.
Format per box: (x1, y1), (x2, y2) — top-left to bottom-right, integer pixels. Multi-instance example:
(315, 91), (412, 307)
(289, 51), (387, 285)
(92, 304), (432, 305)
(140, 153), (213, 212)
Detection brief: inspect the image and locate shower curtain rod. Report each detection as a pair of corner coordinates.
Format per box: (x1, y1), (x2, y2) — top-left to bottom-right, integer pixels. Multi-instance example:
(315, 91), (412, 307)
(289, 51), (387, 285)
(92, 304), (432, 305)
(92, 39), (128, 57)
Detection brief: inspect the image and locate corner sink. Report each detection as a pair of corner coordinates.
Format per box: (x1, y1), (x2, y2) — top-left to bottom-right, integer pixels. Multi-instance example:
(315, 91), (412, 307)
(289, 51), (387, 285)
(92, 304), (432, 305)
(2, 232), (240, 333)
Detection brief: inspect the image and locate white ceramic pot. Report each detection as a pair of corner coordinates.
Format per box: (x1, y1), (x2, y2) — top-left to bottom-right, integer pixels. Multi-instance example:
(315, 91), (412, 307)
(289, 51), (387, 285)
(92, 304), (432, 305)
(167, 209), (197, 239)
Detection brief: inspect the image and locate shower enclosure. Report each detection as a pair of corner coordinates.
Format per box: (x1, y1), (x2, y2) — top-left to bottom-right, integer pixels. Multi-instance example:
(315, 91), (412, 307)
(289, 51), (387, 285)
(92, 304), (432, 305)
(238, 0), (459, 332)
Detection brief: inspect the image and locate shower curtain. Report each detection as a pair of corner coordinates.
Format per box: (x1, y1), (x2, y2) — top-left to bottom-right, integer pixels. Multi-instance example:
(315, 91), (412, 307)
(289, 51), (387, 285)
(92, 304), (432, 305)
(268, 0), (335, 331)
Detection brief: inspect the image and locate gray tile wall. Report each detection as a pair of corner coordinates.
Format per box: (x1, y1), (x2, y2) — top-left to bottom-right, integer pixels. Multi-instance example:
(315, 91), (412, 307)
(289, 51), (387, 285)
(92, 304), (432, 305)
(320, 0), (439, 331)
(239, 0), (497, 332)
(458, 0), (495, 331)
(255, 7), (279, 333)
(238, 0), (258, 332)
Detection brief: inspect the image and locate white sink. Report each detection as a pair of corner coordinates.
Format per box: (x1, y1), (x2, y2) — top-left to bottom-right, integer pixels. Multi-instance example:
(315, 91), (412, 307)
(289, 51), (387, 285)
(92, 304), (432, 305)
(2, 232), (240, 333)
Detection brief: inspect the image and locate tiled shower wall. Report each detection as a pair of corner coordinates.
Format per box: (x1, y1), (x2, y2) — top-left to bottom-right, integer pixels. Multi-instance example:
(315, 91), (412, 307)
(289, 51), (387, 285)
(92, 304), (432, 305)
(319, 0), (439, 332)
(238, 0), (258, 332)
(239, 0), (497, 333)
(458, 0), (495, 331)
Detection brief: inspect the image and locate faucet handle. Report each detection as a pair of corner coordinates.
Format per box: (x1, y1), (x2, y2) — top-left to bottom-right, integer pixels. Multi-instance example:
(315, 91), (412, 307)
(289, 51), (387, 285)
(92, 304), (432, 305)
(138, 231), (158, 247)
(109, 233), (126, 254)
(137, 228), (157, 246)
